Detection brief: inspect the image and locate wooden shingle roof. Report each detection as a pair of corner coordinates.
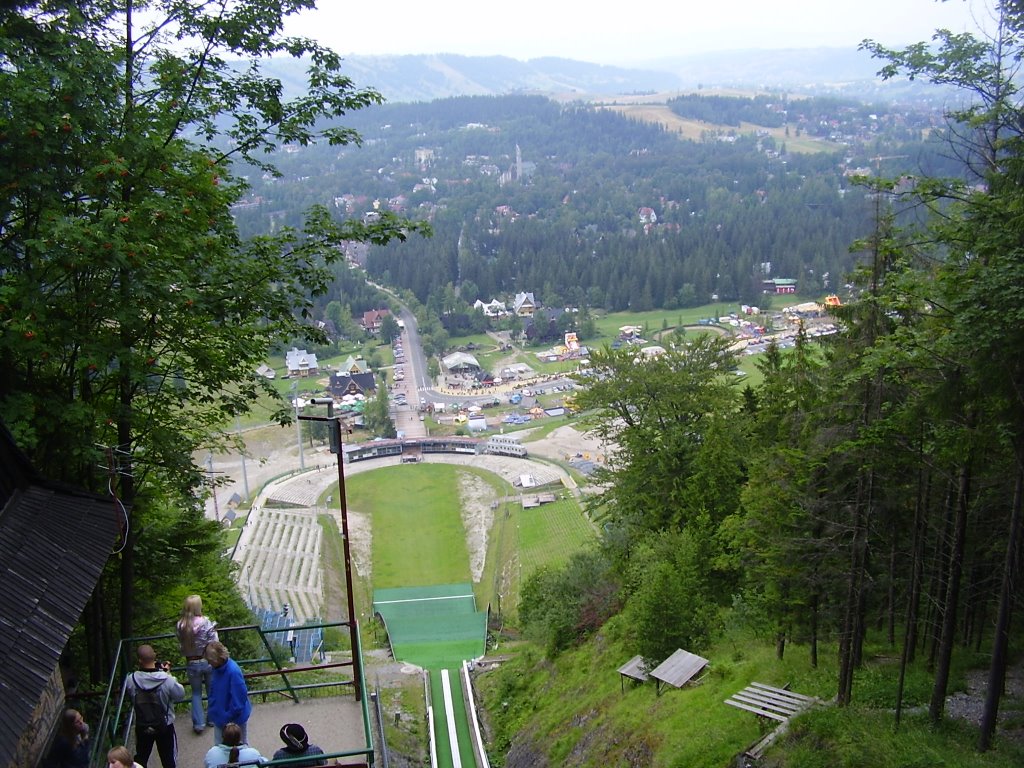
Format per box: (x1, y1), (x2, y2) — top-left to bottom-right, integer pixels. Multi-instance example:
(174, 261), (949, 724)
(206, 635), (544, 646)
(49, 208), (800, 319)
(0, 425), (119, 767)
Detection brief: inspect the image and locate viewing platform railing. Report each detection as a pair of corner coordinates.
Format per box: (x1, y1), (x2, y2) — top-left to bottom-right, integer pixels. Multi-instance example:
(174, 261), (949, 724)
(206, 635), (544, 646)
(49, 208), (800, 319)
(91, 619), (374, 767)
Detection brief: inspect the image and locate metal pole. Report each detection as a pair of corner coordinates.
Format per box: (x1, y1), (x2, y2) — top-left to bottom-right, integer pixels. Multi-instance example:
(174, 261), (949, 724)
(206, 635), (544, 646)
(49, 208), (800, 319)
(207, 453), (220, 523)
(299, 400), (361, 702)
(236, 415), (250, 501)
(293, 382), (305, 470)
(333, 416), (362, 702)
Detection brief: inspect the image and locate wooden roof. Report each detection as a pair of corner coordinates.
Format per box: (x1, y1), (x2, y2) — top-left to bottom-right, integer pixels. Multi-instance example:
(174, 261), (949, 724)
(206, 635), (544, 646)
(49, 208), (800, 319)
(649, 649), (709, 689)
(0, 424), (119, 767)
(617, 655), (650, 683)
(724, 682), (816, 722)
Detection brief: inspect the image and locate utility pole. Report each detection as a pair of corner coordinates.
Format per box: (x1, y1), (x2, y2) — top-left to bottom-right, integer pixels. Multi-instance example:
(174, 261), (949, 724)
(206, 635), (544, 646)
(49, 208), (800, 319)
(292, 381), (305, 470)
(236, 415), (250, 501)
(300, 398), (361, 701)
(206, 453), (221, 522)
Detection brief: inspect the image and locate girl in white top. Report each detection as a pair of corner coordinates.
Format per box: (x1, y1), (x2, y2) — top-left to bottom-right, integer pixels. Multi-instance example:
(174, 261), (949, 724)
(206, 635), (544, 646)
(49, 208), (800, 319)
(176, 594), (219, 733)
(204, 723), (265, 768)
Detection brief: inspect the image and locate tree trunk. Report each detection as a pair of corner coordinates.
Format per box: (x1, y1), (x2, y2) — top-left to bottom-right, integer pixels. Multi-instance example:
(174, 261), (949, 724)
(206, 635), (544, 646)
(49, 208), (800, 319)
(838, 471), (872, 706)
(117, 357), (137, 644)
(887, 528), (898, 646)
(926, 480), (956, 668)
(895, 462), (927, 727)
(978, 464), (1024, 751)
(962, 558), (985, 649)
(929, 458), (972, 723)
(809, 591), (819, 669)
(906, 465), (929, 664)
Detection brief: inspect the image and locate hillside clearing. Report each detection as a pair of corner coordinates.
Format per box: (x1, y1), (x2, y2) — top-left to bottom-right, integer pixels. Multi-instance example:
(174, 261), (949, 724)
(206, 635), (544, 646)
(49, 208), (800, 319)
(596, 102), (829, 153)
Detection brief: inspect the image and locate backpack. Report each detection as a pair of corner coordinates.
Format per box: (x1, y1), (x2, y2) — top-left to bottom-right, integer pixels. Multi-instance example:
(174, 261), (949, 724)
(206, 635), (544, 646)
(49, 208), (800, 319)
(132, 673), (168, 736)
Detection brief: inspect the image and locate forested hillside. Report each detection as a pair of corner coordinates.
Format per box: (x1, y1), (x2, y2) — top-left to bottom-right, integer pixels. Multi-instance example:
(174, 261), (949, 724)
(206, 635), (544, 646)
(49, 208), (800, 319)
(233, 92), (961, 315)
(471, 9), (1024, 765)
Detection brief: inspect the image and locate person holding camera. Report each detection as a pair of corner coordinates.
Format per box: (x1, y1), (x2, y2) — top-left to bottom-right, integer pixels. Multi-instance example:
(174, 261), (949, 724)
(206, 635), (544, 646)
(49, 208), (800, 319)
(125, 644), (185, 768)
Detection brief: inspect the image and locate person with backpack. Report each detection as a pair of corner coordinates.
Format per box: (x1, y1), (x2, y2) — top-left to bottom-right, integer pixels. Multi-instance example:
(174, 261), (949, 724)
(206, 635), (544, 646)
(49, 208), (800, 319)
(125, 644), (185, 768)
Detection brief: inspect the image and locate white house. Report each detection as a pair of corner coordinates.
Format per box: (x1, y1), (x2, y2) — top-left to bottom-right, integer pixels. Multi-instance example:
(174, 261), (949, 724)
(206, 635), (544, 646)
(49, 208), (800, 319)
(513, 292), (536, 317)
(473, 298), (507, 317)
(285, 348), (319, 378)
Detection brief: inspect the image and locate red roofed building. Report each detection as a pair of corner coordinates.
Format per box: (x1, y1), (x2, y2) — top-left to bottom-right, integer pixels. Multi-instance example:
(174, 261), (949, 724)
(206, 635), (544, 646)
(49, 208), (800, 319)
(361, 308), (391, 334)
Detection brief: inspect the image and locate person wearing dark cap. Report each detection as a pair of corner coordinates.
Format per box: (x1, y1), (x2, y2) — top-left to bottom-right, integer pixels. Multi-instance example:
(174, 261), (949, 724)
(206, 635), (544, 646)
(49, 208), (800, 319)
(271, 724), (327, 767)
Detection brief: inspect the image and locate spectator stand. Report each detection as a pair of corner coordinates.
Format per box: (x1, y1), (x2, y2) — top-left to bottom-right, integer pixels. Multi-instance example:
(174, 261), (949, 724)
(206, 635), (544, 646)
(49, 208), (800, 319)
(251, 605), (324, 664)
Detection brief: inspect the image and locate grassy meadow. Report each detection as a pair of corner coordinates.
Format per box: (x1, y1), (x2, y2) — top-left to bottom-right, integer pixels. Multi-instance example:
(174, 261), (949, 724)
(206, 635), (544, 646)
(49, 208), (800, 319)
(324, 458), (598, 628)
(345, 463), (473, 588)
(475, 616), (1024, 768)
(594, 100), (830, 154)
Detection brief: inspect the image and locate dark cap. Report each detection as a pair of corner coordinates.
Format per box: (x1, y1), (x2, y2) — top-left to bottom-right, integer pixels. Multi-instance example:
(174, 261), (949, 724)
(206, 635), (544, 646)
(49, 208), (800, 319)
(279, 723), (308, 752)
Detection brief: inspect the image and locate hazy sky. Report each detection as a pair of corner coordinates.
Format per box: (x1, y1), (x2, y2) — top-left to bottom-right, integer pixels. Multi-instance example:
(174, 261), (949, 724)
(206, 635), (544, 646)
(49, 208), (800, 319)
(283, 0), (987, 65)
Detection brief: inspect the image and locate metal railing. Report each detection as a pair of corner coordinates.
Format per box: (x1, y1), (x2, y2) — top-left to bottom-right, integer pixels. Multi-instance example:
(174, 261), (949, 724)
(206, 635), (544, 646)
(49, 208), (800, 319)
(91, 619), (373, 767)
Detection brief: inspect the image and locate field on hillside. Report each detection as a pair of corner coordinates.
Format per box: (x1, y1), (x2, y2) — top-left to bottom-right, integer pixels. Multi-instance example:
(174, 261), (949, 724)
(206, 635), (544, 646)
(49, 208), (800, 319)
(595, 101), (829, 153)
(475, 620), (1024, 768)
(485, 495), (597, 623)
(517, 497), (596, 575)
(346, 463), (472, 588)
(341, 462), (597, 623)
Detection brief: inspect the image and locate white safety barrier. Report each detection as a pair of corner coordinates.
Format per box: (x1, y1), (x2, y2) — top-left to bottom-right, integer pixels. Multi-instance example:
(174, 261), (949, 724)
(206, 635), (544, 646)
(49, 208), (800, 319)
(441, 669), (463, 768)
(462, 660), (490, 768)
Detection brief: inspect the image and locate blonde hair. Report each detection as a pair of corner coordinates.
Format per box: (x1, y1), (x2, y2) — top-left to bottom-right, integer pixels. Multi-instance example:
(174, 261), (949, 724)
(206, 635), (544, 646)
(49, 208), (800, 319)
(107, 745), (133, 768)
(177, 595), (204, 647)
(204, 640), (229, 666)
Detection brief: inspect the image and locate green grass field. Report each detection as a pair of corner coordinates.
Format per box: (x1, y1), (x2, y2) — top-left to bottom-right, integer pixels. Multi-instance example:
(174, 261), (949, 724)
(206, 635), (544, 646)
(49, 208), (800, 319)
(517, 497), (596, 575)
(485, 495), (597, 622)
(346, 464), (472, 588)
(339, 460), (597, 628)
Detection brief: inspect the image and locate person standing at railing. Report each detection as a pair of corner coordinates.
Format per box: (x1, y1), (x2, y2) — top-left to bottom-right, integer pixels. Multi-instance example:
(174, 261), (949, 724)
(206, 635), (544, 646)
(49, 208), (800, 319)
(203, 641), (252, 745)
(125, 645), (185, 768)
(175, 595), (219, 734)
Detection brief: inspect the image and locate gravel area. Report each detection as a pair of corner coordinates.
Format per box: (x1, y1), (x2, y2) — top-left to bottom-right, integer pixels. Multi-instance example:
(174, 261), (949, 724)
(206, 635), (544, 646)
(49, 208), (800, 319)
(945, 662), (1024, 746)
(523, 424), (610, 463)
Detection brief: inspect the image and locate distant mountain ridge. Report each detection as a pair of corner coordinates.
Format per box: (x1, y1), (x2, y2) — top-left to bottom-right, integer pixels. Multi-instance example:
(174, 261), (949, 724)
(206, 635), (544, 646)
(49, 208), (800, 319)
(262, 48), (946, 104)
(289, 53), (685, 102)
